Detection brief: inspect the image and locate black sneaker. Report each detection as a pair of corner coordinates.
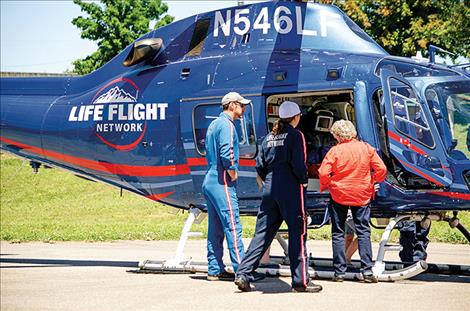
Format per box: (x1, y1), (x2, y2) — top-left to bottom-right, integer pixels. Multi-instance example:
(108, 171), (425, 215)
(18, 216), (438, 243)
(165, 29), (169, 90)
(207, 270), (235, 281)
(292, 281), (323, 293)
(234, 275), (251, 292)
(332, 275), (345, 282)
(362, 274), (378, 283)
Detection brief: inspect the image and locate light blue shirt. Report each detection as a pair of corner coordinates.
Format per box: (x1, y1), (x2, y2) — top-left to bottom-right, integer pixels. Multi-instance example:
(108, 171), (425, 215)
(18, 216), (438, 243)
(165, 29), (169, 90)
(205, 112), (239, 172)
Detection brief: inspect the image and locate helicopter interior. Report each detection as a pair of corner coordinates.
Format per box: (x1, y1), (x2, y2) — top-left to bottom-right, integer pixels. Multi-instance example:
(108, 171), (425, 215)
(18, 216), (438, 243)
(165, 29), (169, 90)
(266, 91), (355, 191)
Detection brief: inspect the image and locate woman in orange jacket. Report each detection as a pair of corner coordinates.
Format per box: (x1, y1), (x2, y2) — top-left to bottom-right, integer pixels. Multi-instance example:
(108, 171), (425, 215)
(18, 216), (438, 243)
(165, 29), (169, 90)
(319, 120), (386, 283)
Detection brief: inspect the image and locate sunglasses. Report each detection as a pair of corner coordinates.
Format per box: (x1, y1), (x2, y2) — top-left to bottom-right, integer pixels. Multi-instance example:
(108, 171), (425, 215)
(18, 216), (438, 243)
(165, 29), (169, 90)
(233, 102), (246, 108)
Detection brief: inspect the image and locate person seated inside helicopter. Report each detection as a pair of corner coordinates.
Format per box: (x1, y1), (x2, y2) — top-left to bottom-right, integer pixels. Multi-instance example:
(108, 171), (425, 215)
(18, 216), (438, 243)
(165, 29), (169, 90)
(298, 108), (338, 178)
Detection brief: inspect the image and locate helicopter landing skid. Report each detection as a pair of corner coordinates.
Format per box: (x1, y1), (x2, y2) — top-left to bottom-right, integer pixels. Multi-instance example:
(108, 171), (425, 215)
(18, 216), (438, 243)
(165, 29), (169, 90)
(131, 209), (430, 281)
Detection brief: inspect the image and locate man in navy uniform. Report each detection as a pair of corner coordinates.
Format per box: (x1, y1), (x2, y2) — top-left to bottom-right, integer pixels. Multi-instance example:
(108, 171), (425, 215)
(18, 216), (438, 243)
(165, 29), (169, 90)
(203, 92), (250, 280)
(235, 101), (323, 293)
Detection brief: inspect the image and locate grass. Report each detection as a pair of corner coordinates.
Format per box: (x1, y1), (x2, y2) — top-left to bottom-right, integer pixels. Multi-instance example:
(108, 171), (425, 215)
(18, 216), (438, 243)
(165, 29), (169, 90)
(0, 153), (256, 242)
(453, 123), (469, 158)
(1, 153), (469, 243)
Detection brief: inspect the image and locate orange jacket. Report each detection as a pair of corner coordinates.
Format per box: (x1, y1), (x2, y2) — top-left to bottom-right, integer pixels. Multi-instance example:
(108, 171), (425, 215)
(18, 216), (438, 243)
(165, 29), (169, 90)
(318, 139), (387, 206)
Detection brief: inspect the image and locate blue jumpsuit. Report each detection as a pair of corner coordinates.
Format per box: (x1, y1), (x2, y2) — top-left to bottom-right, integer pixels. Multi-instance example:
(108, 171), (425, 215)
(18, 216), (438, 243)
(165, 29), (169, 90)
(202, 112), (245, 275)
(236, 124), (310, 288)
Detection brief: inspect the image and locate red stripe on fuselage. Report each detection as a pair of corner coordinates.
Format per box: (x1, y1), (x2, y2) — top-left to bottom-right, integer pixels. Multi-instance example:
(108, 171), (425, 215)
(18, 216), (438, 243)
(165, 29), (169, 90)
(388, 131), (427, 156)
(399, 159), (444, 187)
(239, 159), (256, 167)
(186, 157), (256, 167)
(0, 136), (190, 177)
(145, 191), (175, 201)
(187, 157), (208, 166)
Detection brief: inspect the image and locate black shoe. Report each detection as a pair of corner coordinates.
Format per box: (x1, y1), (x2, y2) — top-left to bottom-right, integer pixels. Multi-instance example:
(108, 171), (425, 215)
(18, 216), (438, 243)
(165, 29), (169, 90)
(362, 274), (378, 283)
(252, 271), (266, 282)
(292, 281), (323, 293)
(207, 270), (234, 281)
(332, 275), (345, 282)
(235, 275), (251, 292)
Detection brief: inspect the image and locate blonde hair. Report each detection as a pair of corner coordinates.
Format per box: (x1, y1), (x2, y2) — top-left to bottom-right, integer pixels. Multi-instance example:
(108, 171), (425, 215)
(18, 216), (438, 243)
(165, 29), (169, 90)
(330, 120), (357, 142)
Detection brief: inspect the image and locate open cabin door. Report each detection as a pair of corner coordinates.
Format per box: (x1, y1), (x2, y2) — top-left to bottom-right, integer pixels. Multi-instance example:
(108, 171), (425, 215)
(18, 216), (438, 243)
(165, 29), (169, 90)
(380, 69), (452, 188)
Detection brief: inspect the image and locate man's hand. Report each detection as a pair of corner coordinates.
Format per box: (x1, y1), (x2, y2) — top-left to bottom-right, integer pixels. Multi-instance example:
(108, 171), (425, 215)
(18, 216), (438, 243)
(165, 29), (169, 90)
(302, 183), (308, 188)
(227, 170), (238, 181)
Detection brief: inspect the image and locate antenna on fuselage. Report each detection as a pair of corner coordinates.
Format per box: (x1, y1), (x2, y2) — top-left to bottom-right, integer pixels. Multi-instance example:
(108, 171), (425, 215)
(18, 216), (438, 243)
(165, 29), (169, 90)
(428, 45), (456, 64)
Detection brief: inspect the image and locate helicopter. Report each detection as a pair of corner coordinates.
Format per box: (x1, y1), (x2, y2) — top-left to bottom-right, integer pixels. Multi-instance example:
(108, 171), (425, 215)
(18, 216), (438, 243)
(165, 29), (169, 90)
(1, 0), (469, 281)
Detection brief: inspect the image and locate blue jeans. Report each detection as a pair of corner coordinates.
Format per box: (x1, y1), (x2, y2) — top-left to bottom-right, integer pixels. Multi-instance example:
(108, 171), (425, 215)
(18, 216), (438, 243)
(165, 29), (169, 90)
(328, 200), (373, 276)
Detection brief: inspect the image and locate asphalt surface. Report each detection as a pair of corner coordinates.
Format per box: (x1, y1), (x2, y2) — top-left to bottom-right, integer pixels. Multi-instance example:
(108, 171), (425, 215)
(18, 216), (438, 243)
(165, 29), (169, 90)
(1, 240), (469, 311)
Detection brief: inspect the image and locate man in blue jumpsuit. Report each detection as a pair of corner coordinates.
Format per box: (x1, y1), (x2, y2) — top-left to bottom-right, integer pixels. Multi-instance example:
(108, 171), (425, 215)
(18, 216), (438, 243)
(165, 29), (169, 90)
(203, 92), (250, 280)
(235, 101), (322, 293)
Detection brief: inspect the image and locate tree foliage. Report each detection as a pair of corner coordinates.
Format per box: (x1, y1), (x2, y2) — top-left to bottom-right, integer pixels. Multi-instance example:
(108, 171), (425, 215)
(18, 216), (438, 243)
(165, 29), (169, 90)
(322, 0), (470, 59)
(72, 0), (174, 75)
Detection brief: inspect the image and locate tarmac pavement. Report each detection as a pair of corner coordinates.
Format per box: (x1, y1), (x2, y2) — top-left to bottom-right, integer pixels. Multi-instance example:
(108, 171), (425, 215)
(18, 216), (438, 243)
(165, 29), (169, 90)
(1, 239), (469, 311)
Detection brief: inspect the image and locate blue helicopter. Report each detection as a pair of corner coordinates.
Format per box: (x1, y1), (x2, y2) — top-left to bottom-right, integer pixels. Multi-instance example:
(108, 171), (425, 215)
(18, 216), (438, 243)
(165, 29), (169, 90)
(1, 0), (469, 280)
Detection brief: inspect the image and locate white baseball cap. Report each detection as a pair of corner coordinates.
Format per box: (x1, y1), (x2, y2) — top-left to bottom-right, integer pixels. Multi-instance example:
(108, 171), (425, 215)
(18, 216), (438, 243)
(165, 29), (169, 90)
(221, 92), (251, 106)
(279, 101), (301, 118)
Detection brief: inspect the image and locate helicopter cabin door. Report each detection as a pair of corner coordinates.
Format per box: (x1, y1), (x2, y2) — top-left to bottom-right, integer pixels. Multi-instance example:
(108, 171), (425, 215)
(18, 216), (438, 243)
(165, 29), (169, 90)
(379, 69), (452, 188)
(180, 97), (259, 204)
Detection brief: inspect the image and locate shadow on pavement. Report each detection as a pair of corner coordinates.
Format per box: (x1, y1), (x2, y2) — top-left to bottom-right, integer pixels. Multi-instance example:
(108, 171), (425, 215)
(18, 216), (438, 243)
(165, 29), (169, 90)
(409, 274), (470, 284)
(189, 274), (293, 293)
(2, 258), (469, 284)
(0, 258), (139, 268)
(250, 278), (293, 294)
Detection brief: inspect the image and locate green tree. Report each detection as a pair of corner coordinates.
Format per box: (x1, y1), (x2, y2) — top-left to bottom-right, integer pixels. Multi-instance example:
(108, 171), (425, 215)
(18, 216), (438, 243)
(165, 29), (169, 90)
(72, 0), (174, 75)
(323, 0), (470, 59)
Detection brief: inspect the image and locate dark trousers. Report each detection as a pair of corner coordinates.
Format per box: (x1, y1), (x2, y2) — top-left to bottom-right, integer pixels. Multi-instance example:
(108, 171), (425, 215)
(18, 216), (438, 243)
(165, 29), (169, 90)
(398, 221), (430, 263)
(328, 200), (373, 276)
(236, 185), (309, 288)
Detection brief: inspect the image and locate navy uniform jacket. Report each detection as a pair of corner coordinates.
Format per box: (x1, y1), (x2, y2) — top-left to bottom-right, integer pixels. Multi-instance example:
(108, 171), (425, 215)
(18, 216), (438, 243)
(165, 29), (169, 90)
(237, 124), (310, 288)
(256, 123), (308, 194)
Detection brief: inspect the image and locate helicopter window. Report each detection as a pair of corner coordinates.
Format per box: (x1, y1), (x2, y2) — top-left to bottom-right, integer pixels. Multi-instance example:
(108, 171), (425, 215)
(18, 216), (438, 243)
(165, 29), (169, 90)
(389, 78), (435, 148)
(425, 81), (470, 160)
(192, 102), (257, 159)
(187, 18), (210, 57)
(377, 88), (447, 186)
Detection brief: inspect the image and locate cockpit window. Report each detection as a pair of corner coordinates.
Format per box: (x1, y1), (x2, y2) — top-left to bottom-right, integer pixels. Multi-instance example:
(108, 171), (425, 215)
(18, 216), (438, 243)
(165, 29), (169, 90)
(425, 81), (470, 160)
(389, 78), (434, 148)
